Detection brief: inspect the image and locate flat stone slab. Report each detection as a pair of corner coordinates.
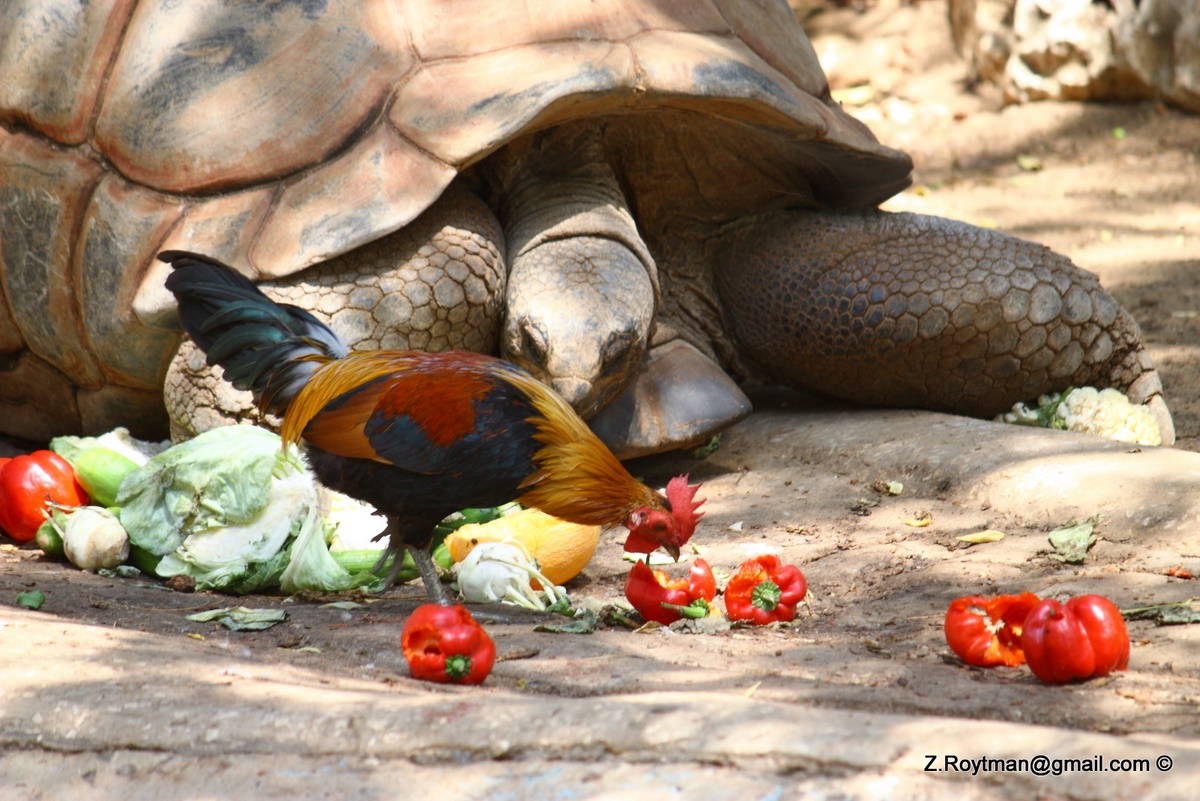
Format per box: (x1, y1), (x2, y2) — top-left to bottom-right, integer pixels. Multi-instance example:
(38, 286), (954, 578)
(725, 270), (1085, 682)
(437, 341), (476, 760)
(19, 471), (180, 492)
(1, 606), (1196, 801)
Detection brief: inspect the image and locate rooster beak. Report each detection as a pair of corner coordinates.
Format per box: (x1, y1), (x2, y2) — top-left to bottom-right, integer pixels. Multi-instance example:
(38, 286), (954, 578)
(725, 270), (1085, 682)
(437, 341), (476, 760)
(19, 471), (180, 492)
(663, 543), (681, 561)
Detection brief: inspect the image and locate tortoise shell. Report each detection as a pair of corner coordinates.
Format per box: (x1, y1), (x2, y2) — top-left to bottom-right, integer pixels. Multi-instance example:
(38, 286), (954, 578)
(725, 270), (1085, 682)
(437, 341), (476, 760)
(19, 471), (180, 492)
(0, 0), (909, 440)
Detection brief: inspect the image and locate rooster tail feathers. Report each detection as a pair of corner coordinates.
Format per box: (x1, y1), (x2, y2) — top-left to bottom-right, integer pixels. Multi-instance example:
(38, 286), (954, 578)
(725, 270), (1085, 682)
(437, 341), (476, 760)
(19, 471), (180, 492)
(161, 250), (347, 416)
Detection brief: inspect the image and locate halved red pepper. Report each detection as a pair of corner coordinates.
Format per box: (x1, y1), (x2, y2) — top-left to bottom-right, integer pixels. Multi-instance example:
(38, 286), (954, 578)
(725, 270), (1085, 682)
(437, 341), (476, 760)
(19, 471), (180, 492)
(724, 555), (807, 625)
(943, 592), (1041, 668)
(624, 557), (717, 625)
(401, 603), (496, 685)
(0, 451), (90, 543)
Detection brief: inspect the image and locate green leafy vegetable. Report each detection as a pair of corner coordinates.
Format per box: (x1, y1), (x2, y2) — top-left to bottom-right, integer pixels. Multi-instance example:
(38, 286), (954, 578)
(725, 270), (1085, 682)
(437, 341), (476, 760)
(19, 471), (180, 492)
(117, 426), (339, 593)
(279, 501), (377, 595)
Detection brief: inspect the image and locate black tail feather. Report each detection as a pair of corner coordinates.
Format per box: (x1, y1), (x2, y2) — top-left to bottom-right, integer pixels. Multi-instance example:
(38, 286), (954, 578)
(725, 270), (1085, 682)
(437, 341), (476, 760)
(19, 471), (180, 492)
(161, 250), (347, 416)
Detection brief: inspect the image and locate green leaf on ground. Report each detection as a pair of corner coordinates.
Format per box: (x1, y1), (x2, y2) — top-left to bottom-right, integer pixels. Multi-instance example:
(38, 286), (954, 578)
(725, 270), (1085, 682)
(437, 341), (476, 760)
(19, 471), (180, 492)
(1122, 600), (1200, 625)
(186, 606), (289, 631)
(1048, 520), (1096, 563)
(16, 589), (45, 610)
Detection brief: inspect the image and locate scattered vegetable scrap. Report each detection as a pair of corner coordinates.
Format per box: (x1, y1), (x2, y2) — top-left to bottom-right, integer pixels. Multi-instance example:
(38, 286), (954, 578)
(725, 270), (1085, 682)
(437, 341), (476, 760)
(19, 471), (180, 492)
(455, 541), (567, 610)
(871, 479), (903, 496)
(1122, 600), (1200, 626)
(944, 591), (1131, 685)
(1048, 520), (1097, 563)
(15, 589), (45, 610)
(724, 555), (807, 625)
(1016, 153), (1044, 172)
(186, 606), (289, 631)
(445, 507), (600, 587)
(996, 386), (1161, 446)
(688, 434), (722, 459)
(943, 593), (1041, 667)
(1021, 595), (1130, 685)
(829, 84), (875, 106)
(401, 603), (495, 685)
(624, 557), (717, 625)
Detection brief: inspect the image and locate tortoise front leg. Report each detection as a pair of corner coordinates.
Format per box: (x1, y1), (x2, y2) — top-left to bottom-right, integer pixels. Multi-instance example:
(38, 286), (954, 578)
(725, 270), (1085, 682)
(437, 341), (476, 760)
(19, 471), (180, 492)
(715, 209), (1174, 444)
(587, 339), (752, 460)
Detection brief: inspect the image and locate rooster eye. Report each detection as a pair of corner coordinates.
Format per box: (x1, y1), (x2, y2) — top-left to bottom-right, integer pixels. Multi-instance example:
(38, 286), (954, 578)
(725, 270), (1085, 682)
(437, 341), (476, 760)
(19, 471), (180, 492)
(652, 520), (667, 532)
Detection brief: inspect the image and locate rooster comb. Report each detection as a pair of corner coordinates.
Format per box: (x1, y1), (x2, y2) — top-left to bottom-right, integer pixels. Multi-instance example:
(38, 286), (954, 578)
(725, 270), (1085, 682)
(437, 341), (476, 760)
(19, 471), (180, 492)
(665, 474), (705, 541)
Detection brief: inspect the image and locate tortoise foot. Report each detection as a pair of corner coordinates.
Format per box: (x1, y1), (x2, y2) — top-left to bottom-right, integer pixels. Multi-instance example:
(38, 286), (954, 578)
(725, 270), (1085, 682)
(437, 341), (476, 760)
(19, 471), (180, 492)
(587, 339), (752, 459)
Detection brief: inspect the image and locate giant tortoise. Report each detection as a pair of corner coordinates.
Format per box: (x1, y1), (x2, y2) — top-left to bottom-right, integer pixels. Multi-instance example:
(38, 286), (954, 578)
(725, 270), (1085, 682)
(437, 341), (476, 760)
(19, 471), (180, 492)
(0, 0), (1173, 454)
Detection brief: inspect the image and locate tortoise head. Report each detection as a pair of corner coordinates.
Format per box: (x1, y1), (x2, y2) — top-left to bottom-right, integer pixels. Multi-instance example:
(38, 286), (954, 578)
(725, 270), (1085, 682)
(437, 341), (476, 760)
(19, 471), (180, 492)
(502, 235), (654, 418)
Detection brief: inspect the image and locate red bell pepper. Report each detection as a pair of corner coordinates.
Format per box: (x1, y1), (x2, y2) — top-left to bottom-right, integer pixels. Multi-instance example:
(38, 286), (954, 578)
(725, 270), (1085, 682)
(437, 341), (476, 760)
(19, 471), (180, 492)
(0, 451), (90, 543)
(1020, 594), (1130, 684)
(943, 592), (1041, 668)
(624, 557), (717, 625)
(401, 603), (496, 685)
(724, 555), (807, 624)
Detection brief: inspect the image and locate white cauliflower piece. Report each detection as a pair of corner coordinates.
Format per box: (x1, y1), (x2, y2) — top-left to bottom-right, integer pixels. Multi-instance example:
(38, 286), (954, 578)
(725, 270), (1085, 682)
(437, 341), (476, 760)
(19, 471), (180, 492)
(455, 541), (567, 610)
(996, 387), (1161, 446)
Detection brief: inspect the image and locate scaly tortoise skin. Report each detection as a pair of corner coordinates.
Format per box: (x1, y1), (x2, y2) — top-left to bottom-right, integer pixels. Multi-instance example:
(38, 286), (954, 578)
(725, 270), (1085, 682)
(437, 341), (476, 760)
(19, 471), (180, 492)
(0, 0), (1173, 453)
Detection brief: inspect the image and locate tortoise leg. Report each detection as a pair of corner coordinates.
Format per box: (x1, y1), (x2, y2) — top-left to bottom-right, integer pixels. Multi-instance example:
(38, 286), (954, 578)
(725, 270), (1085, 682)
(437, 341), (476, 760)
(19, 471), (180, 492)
(587, 339), (753, 459)
(163, 184), (507, 439)
(714, 209), (1174, 444)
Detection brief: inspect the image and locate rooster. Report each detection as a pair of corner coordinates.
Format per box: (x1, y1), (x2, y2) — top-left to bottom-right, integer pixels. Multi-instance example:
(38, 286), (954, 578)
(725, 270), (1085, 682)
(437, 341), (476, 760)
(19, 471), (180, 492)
(161, 251), (703, 602)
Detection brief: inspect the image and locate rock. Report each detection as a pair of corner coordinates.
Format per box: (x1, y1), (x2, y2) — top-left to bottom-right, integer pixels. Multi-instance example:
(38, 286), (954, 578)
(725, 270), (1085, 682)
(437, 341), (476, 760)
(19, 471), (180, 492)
(951, 0), (1200, 112)
(1118, 0), (1200, 112)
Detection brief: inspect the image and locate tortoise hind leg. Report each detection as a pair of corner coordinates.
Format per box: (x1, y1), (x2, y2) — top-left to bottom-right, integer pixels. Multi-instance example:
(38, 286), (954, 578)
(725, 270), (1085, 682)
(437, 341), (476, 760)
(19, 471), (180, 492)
(714, 209), (1174, 444)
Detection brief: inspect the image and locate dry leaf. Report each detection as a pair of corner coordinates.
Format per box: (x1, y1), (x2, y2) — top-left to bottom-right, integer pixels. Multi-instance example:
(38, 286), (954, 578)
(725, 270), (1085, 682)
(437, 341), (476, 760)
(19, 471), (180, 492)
(956, 529), (1006, 544)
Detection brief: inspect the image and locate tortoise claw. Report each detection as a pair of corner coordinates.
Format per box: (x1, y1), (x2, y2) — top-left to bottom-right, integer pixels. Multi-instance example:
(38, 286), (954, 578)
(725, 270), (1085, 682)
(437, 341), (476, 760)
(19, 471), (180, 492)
(588, 339), (752, 459)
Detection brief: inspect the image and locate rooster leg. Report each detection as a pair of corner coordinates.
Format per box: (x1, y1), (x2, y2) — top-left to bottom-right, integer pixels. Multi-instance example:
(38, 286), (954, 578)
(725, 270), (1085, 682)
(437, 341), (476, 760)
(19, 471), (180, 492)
(407, 543), (450, 605)
(380, 517), (449, 603)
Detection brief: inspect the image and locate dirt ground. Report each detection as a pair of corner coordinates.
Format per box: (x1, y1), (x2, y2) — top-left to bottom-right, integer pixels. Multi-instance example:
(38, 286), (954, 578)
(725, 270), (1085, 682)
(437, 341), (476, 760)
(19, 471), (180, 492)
(2, 2), (1199, 798)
